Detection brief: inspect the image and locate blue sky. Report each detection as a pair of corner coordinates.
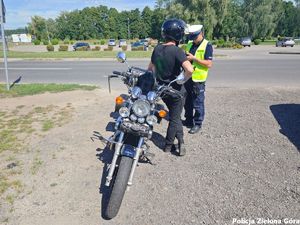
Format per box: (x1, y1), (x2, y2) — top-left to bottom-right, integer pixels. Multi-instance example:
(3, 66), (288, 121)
(4, 0), (156, 29)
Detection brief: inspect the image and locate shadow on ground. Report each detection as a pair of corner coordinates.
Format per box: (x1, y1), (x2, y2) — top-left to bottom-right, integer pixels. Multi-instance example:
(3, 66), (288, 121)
(270, 104), (300, 152)
(96, 145), (114, 220)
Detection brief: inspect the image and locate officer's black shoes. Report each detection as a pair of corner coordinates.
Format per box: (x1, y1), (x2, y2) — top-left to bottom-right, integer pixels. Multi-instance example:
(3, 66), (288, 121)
(189, 125), (201, 134)
(182, 120), (193, 128)
(178, 141), (186, 156)
(163, 144), (173, 153)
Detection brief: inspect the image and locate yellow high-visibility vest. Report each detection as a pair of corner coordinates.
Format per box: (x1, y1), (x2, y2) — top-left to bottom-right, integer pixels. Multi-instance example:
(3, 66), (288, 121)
(186, 39), (209, 82)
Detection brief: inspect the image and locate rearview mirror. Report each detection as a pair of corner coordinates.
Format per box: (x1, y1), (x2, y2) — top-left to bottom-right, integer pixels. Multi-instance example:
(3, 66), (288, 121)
(117, 52), (126, 63)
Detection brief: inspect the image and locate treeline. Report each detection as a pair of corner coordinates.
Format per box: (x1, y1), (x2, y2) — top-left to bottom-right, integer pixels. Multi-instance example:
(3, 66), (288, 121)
(25, 0), (300, 41)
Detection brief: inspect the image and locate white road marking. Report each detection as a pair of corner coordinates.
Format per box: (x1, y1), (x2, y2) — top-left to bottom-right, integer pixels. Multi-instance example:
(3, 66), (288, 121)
(0, 67), (72, 70)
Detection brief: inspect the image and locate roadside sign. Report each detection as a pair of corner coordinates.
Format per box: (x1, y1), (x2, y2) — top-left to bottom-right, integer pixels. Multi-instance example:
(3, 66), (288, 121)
(1, 0), (5, 23)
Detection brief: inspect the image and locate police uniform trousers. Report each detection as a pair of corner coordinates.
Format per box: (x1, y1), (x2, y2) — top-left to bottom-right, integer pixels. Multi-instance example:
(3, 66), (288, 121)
(184, 78), (205, 126)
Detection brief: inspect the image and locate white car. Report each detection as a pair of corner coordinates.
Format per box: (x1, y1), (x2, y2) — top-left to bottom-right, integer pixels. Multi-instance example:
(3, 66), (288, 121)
(119, 39), (127, 47)
(276, 38), (295, 47)
(108, 39), (116, 46)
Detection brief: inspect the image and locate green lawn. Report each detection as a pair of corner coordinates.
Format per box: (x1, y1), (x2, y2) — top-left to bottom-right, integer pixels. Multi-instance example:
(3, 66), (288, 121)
(0, 51), (152, 59)
(0, 83), (98, 98)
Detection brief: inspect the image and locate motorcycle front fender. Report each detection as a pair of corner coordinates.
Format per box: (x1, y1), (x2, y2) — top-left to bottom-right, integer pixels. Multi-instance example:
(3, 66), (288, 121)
(120, 144), (135, 158)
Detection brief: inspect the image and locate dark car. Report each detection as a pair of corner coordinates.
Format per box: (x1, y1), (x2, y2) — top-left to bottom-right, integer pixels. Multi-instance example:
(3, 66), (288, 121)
(139, 39), (149, 47)
(73, 42), (90, 51)
(131, 41), (147, 50)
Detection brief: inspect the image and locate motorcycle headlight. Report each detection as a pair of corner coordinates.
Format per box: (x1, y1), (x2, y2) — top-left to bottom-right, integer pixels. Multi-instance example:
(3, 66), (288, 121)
(146, 115), (157, 125)
(130, 114), (137, 121)
(147, 91), (157, 103)
(132, 100), (150, 117)
(138, 117), (145, 123)
(119, 107), (130, 117)
(131, 86), (142, 99)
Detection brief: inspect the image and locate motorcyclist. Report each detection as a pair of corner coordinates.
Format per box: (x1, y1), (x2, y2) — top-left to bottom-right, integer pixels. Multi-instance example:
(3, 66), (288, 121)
(148, 18), (194, 156)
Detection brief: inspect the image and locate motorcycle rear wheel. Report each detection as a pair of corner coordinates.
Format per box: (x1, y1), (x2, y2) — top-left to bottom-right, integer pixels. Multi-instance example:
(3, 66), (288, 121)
(105, 156), (133, 219)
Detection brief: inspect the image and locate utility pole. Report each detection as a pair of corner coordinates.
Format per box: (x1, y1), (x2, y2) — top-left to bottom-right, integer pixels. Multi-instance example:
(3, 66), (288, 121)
(127, 18), (130, 40)
(0, 0), (9, 90)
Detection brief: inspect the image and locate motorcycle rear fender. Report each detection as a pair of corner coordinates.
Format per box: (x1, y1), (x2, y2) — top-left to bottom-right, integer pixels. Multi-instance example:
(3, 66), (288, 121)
(121, 144), (136, 158)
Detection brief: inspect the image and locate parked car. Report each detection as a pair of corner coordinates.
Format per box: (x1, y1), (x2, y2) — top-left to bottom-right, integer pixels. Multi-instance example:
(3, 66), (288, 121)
(131, 41), (146, 50)
(276, 38), (295, 47)
(139, 39), (149, 47)
(108, 39), (116, 46)
(119, 39), (127, 47)
(73, 42), (90, 51)
(238, 37), (252, 47)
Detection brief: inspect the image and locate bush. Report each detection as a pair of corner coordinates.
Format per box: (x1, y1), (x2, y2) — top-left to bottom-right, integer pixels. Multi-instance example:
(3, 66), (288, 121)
(104, 46), (113, 51)
(63, 39), (70, 44)
(76, 46), (89, 51)
(46, 44), (54, 51)
(254, 39), (261, 45)
(42, 39), (49, 45)
(92, 46), (101, 51)
(51, 39), (59, 45)
(100, 39), (106, 45)
(33, 39), (41, 45)
(131, 46), (145, 51)
(121, 45), (128, 51)
(232, 43), (243, 49)
(70, 40), (74, 45)
(58, 45), (69, 51)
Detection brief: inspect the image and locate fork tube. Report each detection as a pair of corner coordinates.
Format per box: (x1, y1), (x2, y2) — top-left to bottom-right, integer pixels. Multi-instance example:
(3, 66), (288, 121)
(105, 131), (124, 186)
(128, 137), (144, 186)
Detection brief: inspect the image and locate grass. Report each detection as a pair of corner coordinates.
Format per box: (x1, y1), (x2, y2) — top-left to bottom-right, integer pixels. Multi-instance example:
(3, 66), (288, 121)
(0, 130), (19, 153)
(31, 156), (43, 175)
(0, 83), (97, 98)
(42, 120), (55, 131)
(0, 50), (152, 58)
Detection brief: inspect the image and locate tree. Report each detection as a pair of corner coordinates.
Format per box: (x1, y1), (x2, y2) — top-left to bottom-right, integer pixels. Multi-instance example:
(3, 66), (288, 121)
(28, 16), (48, 40)
(141, 6), (154, 38)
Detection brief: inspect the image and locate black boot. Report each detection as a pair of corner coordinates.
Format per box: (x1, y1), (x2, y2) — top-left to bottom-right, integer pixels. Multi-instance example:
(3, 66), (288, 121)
(178, 141), (186, 156)
(189, 125), (201, 134)
(164, 144), (173, 153)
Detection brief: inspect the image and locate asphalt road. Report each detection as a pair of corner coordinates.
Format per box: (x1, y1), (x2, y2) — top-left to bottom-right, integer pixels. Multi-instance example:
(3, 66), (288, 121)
(1, 56), (300, 88)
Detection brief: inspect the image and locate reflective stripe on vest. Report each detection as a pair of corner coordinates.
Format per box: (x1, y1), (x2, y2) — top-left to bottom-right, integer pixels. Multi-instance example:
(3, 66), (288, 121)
(186, 39), (209, 82)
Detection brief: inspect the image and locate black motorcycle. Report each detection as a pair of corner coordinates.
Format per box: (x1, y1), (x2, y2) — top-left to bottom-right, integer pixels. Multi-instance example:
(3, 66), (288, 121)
(100, 52), (183, 219)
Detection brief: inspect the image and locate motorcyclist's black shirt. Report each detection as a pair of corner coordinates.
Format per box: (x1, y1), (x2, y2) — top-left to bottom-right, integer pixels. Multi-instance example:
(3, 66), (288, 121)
(151, 44), (187, 90)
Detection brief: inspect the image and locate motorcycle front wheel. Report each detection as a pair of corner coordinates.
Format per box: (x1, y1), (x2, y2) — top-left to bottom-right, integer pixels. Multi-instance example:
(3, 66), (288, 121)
(105, 156), (133, 219)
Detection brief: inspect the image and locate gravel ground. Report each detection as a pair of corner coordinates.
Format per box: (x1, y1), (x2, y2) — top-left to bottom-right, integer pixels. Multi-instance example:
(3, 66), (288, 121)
(0, 87), (299, 225)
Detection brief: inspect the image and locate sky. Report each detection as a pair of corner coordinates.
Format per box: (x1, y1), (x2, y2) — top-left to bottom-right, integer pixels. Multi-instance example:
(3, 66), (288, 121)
(3, 0), (156, 29)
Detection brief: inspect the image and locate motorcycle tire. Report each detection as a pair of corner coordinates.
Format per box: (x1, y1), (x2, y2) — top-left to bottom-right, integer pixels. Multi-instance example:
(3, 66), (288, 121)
(105, 156), (133, 219)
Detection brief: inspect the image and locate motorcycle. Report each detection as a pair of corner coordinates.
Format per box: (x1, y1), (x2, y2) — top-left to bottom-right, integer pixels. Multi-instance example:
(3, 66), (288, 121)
(98, 52), (183, 219)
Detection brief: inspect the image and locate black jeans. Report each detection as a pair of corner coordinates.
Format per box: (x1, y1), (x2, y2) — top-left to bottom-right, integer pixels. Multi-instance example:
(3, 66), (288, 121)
(184, 79), (205, 126)
(162, 90), (185, 145)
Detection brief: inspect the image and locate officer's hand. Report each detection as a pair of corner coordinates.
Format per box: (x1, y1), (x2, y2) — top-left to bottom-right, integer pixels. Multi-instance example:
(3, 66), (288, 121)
(186, 53), (195, 61)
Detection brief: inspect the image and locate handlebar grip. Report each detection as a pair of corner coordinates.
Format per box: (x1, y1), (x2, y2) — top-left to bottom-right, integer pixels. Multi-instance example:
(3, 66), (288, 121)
(112, 71), (122, 75)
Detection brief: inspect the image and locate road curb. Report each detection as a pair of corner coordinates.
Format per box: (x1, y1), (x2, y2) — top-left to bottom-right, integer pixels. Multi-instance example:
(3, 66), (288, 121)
(269, 52), (300, 55)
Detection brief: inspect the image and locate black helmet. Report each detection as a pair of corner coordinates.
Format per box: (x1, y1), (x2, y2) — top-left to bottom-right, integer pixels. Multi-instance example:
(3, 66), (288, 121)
(161, 18), (187, 42)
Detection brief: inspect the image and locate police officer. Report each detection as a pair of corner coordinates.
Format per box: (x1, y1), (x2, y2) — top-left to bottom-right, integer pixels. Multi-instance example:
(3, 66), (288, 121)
(148, 19), (194, 156)
(183, 25), (213, 134)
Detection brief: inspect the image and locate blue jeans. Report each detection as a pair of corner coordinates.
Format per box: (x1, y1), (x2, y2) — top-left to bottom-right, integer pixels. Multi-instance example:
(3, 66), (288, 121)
(184, 79), (205, 126)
